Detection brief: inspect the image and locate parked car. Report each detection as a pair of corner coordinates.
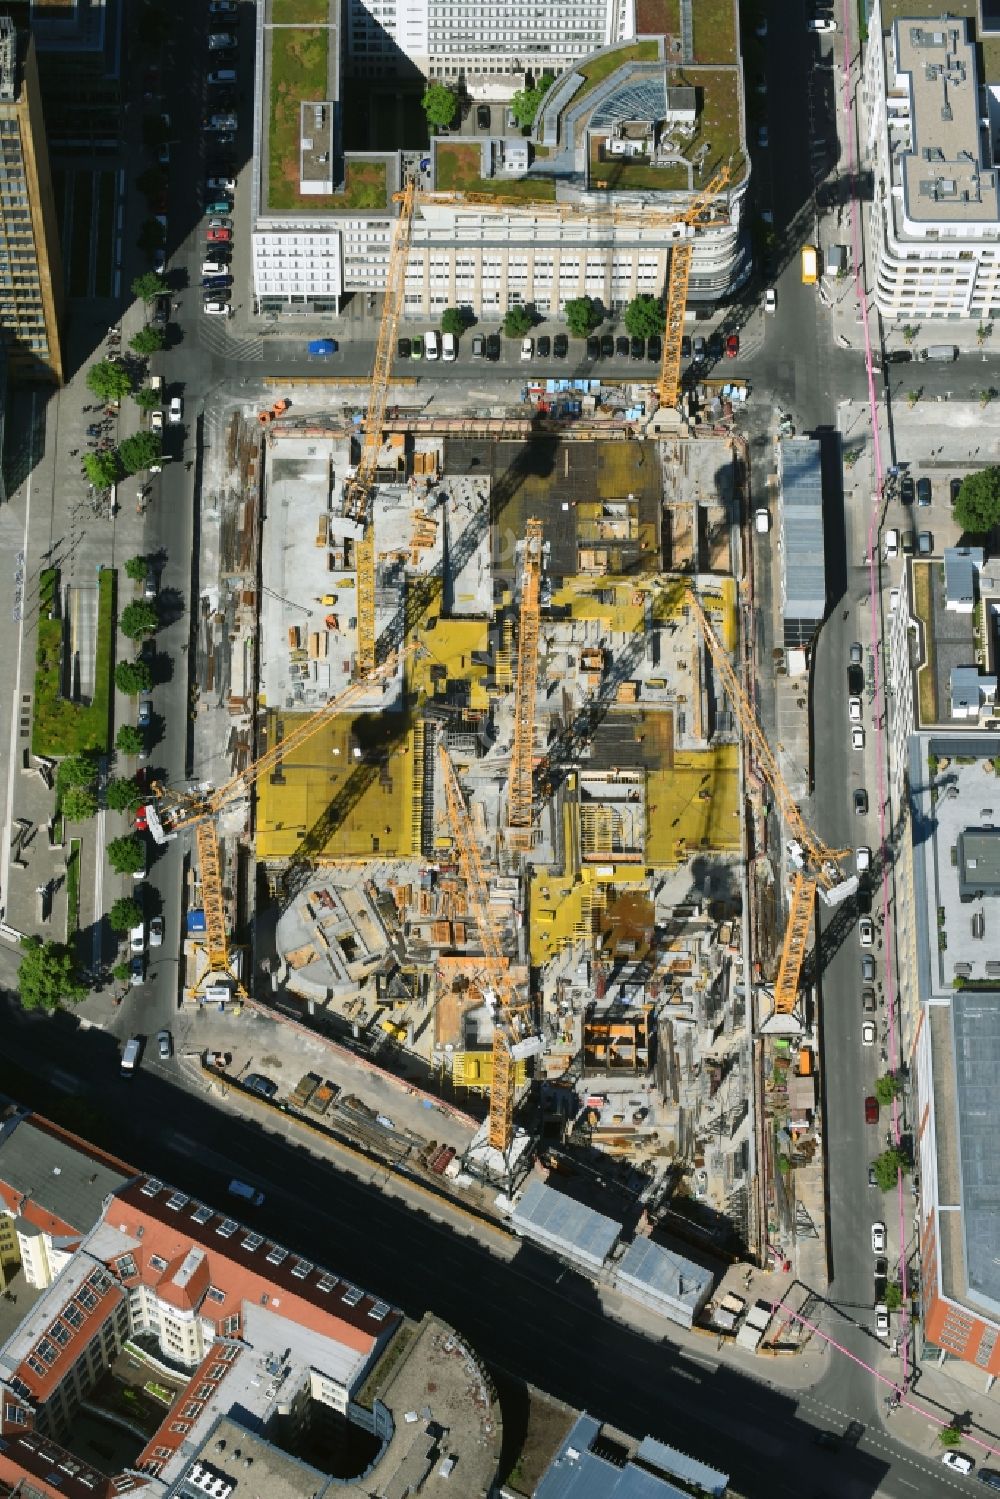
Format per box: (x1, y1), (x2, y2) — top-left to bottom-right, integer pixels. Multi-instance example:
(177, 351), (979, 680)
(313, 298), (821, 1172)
(203, 275), (233, 291)
(476, 104), (491, 130)
(151, 295), (170, 328)
(859, 916), (874, 948)
(875, 1303), (890, 1338)
(849, 696), (863, 722)
(809, 16), (837, 30)
(397, 336), (411, 360)
(207, 216), (233, 230)
(871, 1221), (886, 1253)
(486, 333), (501, 361)
(207, 32), (237, 49)
(205, 198), (233, 215)
(951, 477), (963, 506)
(157, 1029), (172, 1059)
(977, 1470), (1000, 1490)
(708, 333), (724, 360)
(411, 335), (423, 359)
(849, 641), (863, 665)
(865, 1094), (879, 1123)
(899, 473), (915, 505)
(726, 333), (740, 358)
(754, 508), (770, 534)
(553, 333), (568, 359)
(856, 846), (871, 873)
(616, 335), (630, 357)
(208, 0), (236, 13)
(520, 336), (533, 361)
(764, 287), (776, 313)
(168, 395), (183, 424)
(757, 124), (769, 147)
(630, 336), (644, 360)
(862, 954), (876, 983)
(918, 531), (933, 556)
(204, 300), (232, 316)
(647, 334), (661, 362)
(129, 955), (145, 986)
(206, 175), (237, 194)
(852, 725), (865, 751)
(202, 257), (230, 275)
(862, 1020), (876, 1047)
(149, 916), (164, 947)
(137, 698), (153, 729)
(601, 334), (614, 358)
(536, 335), (551, 358)
(941, 1451), (973, 1475)
(206, 227), (231, 242)
(151, 409), (164, 433)
(471, 334), (485, 358)
(586, 335), (600, 359)
(245, 1073), (278, 1099)
(854, 787), (868, 815)
(129, 922), (145, 955)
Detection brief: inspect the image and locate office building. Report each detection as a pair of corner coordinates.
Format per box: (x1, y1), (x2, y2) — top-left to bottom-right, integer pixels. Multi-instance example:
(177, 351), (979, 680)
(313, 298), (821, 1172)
(862, 5), (1000, 320)
(251, 0), (750, 319)
(0, 16), (64, 382)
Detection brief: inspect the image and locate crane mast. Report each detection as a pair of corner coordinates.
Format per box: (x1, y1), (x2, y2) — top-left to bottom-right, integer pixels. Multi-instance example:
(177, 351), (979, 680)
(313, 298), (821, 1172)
(684, 586), (850, 1013)
(507, 518), (544, 848)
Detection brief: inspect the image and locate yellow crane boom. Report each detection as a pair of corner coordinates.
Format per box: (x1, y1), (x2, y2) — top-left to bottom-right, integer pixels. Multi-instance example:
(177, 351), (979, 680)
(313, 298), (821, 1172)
(507, 518), (543, 848)
(657, 165), (732, 409)
(438, 742), (534, 1153)
(345, 179), (417, 676)
(685, 586), (849, 1013)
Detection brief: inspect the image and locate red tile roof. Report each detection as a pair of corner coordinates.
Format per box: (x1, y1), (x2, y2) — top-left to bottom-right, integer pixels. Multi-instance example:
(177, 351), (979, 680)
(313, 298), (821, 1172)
(106, 1177), (400, 1349)
(0, 1431), (147, 1498)
(12, 1265), (124, 1403)
(133, 1343), (243, 1479)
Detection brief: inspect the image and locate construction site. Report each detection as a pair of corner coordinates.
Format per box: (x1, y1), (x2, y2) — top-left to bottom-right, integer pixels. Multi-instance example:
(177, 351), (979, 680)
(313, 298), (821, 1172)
(146, 178), (853, 1300)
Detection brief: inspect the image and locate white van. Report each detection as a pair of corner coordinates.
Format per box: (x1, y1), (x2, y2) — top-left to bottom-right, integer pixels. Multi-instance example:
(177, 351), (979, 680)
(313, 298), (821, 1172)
(442, 331), (457, 361)
(424, 330), (439, 361)
(121, 1038), (141, 1075)
(228, 1179), (265, 1207)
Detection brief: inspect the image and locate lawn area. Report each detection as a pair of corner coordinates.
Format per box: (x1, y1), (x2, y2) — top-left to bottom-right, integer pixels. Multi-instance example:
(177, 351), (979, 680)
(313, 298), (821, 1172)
(271, 0), (329, 21)
(911, 561), (938, 724)
(571, 40), (660, 108)
(589, 138), (687, 191)
(435, 141), (557, 201)
(692, 0), (737, 62)
(268, 23), (330, 209)
(66, 839), (81, 943)
(676, 67), (745, 185)
(32, 568), (116, 757)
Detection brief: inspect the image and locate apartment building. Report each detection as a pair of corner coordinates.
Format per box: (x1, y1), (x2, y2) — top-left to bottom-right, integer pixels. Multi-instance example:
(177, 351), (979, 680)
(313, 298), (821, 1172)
(251, 0), (749, 319)
(862, 4), (1000, 321)
(0, 17), (64, 382)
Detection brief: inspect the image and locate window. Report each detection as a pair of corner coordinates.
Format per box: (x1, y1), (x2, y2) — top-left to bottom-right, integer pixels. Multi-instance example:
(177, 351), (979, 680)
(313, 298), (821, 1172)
(318, 1274), (336, 1293)
(342, 1285), (363, 1307)
(149, 1255), (168, 1272)
(266, 1245), (287, 1266)
(167, 1192), (189, 1212)
(291, 1259), (313, 1280)
(36, 1341), (57, 1365)
(205, 1286), (226, 1304)
(216, 1219), (238, 1239)
(369, 1300), (391, 1321)
(140, 1179), (163, 1197)
(5, 1405), (26, 1425)
(115, 1254), (138, 1279)
(223, 1314), (240, 1336)
(191, 1205), (213, 1225)
(48, 1322), (69, 1348)
(242, 1232), (264, 1252)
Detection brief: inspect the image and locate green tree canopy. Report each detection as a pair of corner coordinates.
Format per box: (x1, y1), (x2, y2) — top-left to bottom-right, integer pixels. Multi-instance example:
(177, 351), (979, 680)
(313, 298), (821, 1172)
(119, 430), (162, 474)
(112, 961), (130, 985)
(623, 295), (665, 339)
(17, 937), (87, 1012)
(565, 296), (600, 338)
(953, 466), (1000, 534)
(133, 387), (160, 412)
(109, 895), (143, 933)
(421, 83), (457, 130)
(120, 601), (158, 640)
(86, 360), (133, 403)
(115, 660), (153, 695)
(115, 724), (144, 757)
(883, 1282), (903, 1311)
(58, 752), (99, 789)
(872, 1147), (908, 1192)
(875, 1073), (902, 1106)
(62, 786), (98, 821)
(509, 73), (555, 129)
(129, 325), (167, 357)
(939, 1426), (962, 1449)
(132, 270), (165, 304)
(83, 451), (122, 489)
(502, 305), (534, 338)
(441, 307), (465, 336)
(106, 777), (144, 813)
(107, 834), (146, 875)
(124, 555), (148, 581)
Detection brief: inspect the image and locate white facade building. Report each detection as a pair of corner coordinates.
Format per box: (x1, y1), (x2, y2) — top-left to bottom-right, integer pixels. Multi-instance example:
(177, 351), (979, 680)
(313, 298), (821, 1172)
(863, 5), (1000, 320)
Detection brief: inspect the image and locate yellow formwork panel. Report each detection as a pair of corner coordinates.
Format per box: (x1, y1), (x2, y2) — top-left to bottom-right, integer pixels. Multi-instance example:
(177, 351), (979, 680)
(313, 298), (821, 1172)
(255, 712), (416, 862)
(552, 575), (688, 632)
(645, 744), (740, 867)
(529, 861), (647, 966)
(410, 616), (490, 702)
(451, 1051), (528, 1089)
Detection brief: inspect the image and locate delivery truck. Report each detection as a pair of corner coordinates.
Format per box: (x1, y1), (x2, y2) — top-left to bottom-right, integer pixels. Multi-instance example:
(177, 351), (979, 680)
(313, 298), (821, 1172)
(801, 245), (818, 285)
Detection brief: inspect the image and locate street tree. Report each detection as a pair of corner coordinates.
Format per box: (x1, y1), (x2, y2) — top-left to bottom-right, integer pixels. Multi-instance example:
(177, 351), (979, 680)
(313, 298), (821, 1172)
(129, 324), (166, 357)
(17, 937), (86, 1012)
(623, 295), (664, 339)
(953, 466), (1000, 534)
(871, 1147), (908, 1192)
(509, 73), (554, 130)
(421, 83), (457, 130)
(109, 896), (143, 933)
(120, 601), (158, 640)
(106, 777), (144, 813)
(564, 296), (600, 338)
(83, 451), (121, 489)
(58, 752), (99, 789)
(132, 271), (165, 304)
(883, 1283), (903, 1311)
(939, 1426), (962, 1449)
(875, 1073), (902, 1106)
(115, 660), (152, 695)
(112, 961), (130, 985)
(441, 307), (466, 337)
(62, 786), (98, 821)
(124, 555), (148, 581)
(133, 387), (160, 412)
(137, 218), (165, 257)
(115, 725), (144, 757)
(901, 324), (919, 345)
(107, 834), (146, 875)
(86, 360), (132, 404)
(977, 322), (993, 347)
(119, 430), (162, 473)
(502, 305), (534, 338)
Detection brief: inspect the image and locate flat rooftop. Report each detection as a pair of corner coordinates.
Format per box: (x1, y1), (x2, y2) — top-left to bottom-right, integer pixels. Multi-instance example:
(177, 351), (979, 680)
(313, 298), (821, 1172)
(892, 16), (1000, 227)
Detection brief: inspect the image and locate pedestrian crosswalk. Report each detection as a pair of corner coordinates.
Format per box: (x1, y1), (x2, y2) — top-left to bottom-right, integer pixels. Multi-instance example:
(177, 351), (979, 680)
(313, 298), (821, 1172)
(197, 317), (263, 361)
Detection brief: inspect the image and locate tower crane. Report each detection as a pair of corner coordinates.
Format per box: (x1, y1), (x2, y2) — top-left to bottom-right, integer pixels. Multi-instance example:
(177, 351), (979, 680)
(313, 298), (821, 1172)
(438, 742), (540, 1154)
(684, 587), (854, 1013)
(507, 518), (543, 849)
(344, 178), (417, 678)
(147, 649), (413, 992)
